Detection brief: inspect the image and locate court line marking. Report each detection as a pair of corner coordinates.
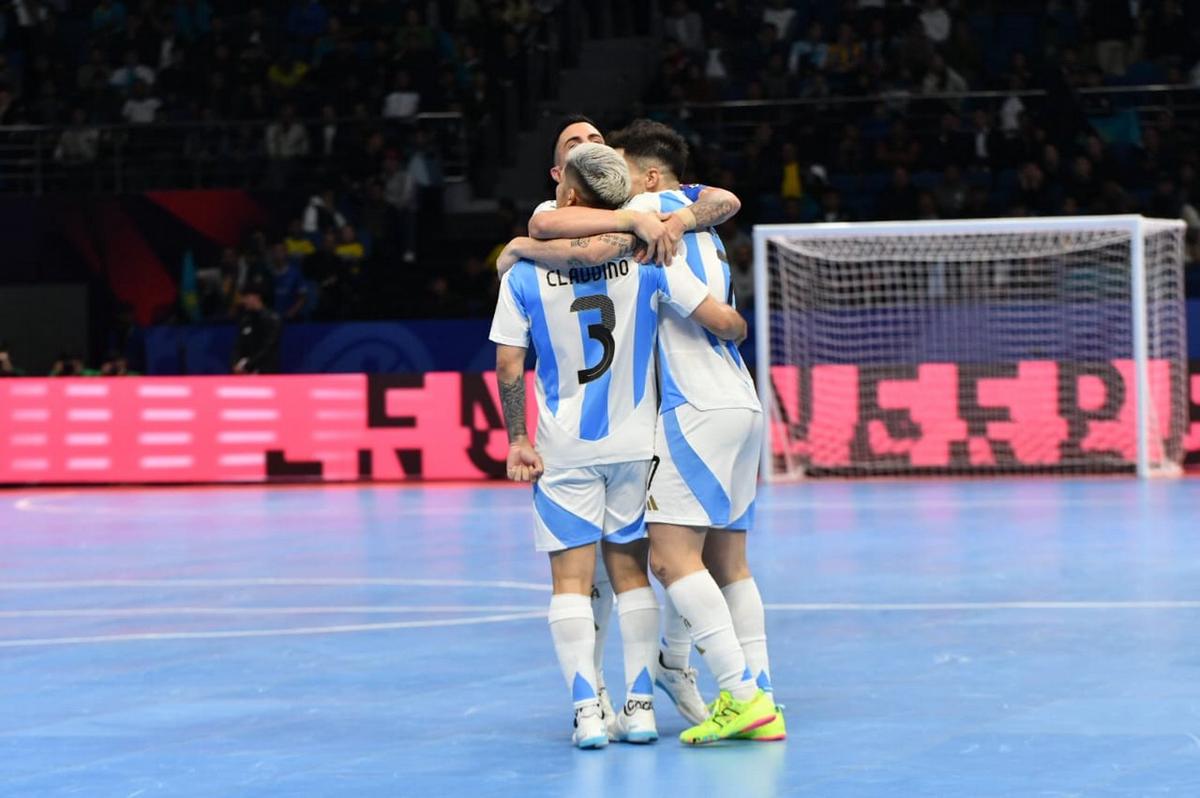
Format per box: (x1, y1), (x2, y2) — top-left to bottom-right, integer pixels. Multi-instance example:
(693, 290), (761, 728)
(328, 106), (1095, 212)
(15, 490), (1197, 518)
(0, 611), (548, 648)
(0, 577), (552, 592)
(0, 605), (547, 618)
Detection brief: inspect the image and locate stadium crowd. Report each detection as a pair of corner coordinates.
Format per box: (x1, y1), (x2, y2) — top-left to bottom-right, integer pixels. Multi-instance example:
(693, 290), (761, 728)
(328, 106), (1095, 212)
(0, 1), (1196, 371)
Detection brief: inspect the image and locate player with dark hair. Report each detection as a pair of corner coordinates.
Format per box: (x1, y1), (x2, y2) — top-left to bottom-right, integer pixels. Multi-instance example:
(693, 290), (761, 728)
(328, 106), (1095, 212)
(502, 118), (781, 744)
(491, 142), (750, 747)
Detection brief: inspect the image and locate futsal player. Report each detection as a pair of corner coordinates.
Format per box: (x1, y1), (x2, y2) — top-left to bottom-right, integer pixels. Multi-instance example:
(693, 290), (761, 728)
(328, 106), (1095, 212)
(501, 120), (782, 744)
(490, 143), (748, 748)
(507, 116), (748, 730)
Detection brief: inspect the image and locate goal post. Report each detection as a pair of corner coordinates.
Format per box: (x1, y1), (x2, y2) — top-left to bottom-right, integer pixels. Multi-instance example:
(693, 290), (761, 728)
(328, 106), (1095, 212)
(753, 215), (1188, 481)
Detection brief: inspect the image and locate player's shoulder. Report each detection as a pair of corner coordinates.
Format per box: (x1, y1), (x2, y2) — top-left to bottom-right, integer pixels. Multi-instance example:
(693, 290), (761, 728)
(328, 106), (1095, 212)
(530, 199), (557, 219)
(502, 259), (538, 289)
(623, 191), (662, 213)
(679, 184), (707, 203)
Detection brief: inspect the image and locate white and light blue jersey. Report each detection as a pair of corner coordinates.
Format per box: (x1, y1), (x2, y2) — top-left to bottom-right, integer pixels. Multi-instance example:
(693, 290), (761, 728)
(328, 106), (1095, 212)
(626, 187), (760, 414)
(490, 255), (711, 468)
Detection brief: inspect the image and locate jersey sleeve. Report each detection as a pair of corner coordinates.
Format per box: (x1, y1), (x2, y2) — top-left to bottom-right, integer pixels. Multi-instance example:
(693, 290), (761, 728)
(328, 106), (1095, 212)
(529, 199), (557, 223)
(680, 184), (707, 203)
(656, 262), (712, 317)
(489, 267), (531, 347)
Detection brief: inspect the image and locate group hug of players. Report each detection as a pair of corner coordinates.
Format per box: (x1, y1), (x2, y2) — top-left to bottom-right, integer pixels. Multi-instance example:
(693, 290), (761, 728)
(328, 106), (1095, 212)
(489, 116), (782, 747)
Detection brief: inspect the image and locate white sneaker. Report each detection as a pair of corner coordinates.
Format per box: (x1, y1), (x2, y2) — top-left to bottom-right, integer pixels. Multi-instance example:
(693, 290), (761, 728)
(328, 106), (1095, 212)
(654, 652), (708, 725)
(615, 696), (658, 743)
(597, 684), (619, 741)
(572, 701), (609, 749)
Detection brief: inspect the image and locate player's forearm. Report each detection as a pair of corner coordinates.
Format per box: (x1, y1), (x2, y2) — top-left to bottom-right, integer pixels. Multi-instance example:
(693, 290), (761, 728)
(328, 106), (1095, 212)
(677, 187), (742, 230)
(527, 206), (641, 239)
(689, 295), (747, 341)
(496, 345), (529, 442)
(508, 234), (638, 268)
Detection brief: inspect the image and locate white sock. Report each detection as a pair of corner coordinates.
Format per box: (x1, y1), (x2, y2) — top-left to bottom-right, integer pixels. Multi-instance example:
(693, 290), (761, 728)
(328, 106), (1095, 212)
(616, 587), (659, 700)
(591, 555), (615, 692)
(659, 591), (693, 671)
(548, 593), (600, 707)
(665, 570), (756, 701)
(722, 577), (772, 695)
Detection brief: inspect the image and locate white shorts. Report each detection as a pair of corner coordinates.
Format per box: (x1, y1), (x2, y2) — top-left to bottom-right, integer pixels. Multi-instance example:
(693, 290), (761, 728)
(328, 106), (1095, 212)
(645, 404), (762, 531)
(532, 460), (651, 552)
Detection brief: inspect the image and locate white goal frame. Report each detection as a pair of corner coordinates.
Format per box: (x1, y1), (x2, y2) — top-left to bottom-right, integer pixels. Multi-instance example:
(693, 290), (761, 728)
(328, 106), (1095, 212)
(753, 215), (1187, 481)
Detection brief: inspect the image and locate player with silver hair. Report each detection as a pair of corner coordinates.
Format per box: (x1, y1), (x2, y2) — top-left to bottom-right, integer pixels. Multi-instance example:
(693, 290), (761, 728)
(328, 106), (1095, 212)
(490, 141), (748, 748)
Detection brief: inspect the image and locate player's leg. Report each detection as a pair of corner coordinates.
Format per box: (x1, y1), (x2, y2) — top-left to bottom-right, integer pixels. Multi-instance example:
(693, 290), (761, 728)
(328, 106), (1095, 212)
(648, 521), (773, 743)
(535, 467), (610, 749)
(703, 408), (785, 740)
(600, 460), (660, 743)
(590, 549), (618, 737)
(647, 404), (775, 743)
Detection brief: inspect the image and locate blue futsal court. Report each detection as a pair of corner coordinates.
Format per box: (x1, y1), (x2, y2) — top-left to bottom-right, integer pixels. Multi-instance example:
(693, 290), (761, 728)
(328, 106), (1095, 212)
(3, 479), (1200, 796)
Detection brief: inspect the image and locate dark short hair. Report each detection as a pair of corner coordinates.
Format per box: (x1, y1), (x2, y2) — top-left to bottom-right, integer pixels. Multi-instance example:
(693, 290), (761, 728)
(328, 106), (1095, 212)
(607, 119), (690, 180)
(549, 113), (601, 164)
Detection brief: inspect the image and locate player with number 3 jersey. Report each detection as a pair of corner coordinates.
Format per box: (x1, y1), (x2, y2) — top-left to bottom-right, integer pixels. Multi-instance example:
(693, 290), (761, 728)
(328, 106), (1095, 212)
(489, 142), (747, 748)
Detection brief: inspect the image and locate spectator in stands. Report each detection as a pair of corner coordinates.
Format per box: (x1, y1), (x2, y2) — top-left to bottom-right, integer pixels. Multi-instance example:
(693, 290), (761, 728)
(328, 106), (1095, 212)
(819, 188), (853, 223)
(383, 151), (417, 263)
(826, 23), (865, 79)
(1067, 155), (1100, 210)
(284, 219), (315, 259)
(933, 164), (968, 217)
(265, 103), (310, 160)
(1015, 161), (1056, 215)
(382, 71), (420, 119)
(0, 342), (24, 377)
(315, 104), (344, 159)
(787, 21), (826, 75)
(665, 1), (704, 56)
(92, 0), (128, 34)
(876, 120), (921, 170)
(121, 80), (162, 123)
(1091, 0), (1134, 77)
(761, 0), (797, 40)
(921, 54), (968, 94)
(100, 351), (137, 376)
(919, 0), (952, 45)
(302, 188), (346, 235)
(916, 191), (940, 220)
(231, 279), (281, 375)
(77, 47), (110, 95)
(54, 109), (100, 165)
(50, 353), (90, 377)
(266, 53), (309, 95)
(286, 0), (330, 42)
(110, 50), (156, 92)
(704, 30), (732, 84)
(335, 225), (365, 265)
(969, 109), (998, 169)
(877, 166), (920, 220)
(926, 112), (970, 170)
(268, 242), (308, 320)
(304, 231), (343, 319)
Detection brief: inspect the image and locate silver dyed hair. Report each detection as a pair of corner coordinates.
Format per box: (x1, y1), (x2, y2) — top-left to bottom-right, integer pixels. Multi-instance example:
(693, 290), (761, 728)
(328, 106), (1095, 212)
(564, 142), (632, 208)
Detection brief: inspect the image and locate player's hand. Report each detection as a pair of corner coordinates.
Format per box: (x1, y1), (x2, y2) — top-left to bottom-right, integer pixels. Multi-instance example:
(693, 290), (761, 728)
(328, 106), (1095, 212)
(496, 239), (524, 275)
(657, 212), (687, 264)
(506, 440), (544, 482)
(629, 211), (672, 265)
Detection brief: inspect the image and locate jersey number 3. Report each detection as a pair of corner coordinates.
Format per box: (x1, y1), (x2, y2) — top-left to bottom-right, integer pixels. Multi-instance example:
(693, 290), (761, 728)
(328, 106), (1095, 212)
(570, 294), (615, 385)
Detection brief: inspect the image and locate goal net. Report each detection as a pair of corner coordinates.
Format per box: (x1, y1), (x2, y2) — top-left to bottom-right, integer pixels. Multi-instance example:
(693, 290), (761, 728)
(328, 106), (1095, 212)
(753, 216), (1187, 480)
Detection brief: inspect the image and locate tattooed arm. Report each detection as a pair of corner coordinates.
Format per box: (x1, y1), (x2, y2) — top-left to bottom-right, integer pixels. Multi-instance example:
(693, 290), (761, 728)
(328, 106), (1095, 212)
(662, 186), (742, 238)
(496, 343), (543, 482)
(496, 233), (641, 275)
(527, 206), (678, 264)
